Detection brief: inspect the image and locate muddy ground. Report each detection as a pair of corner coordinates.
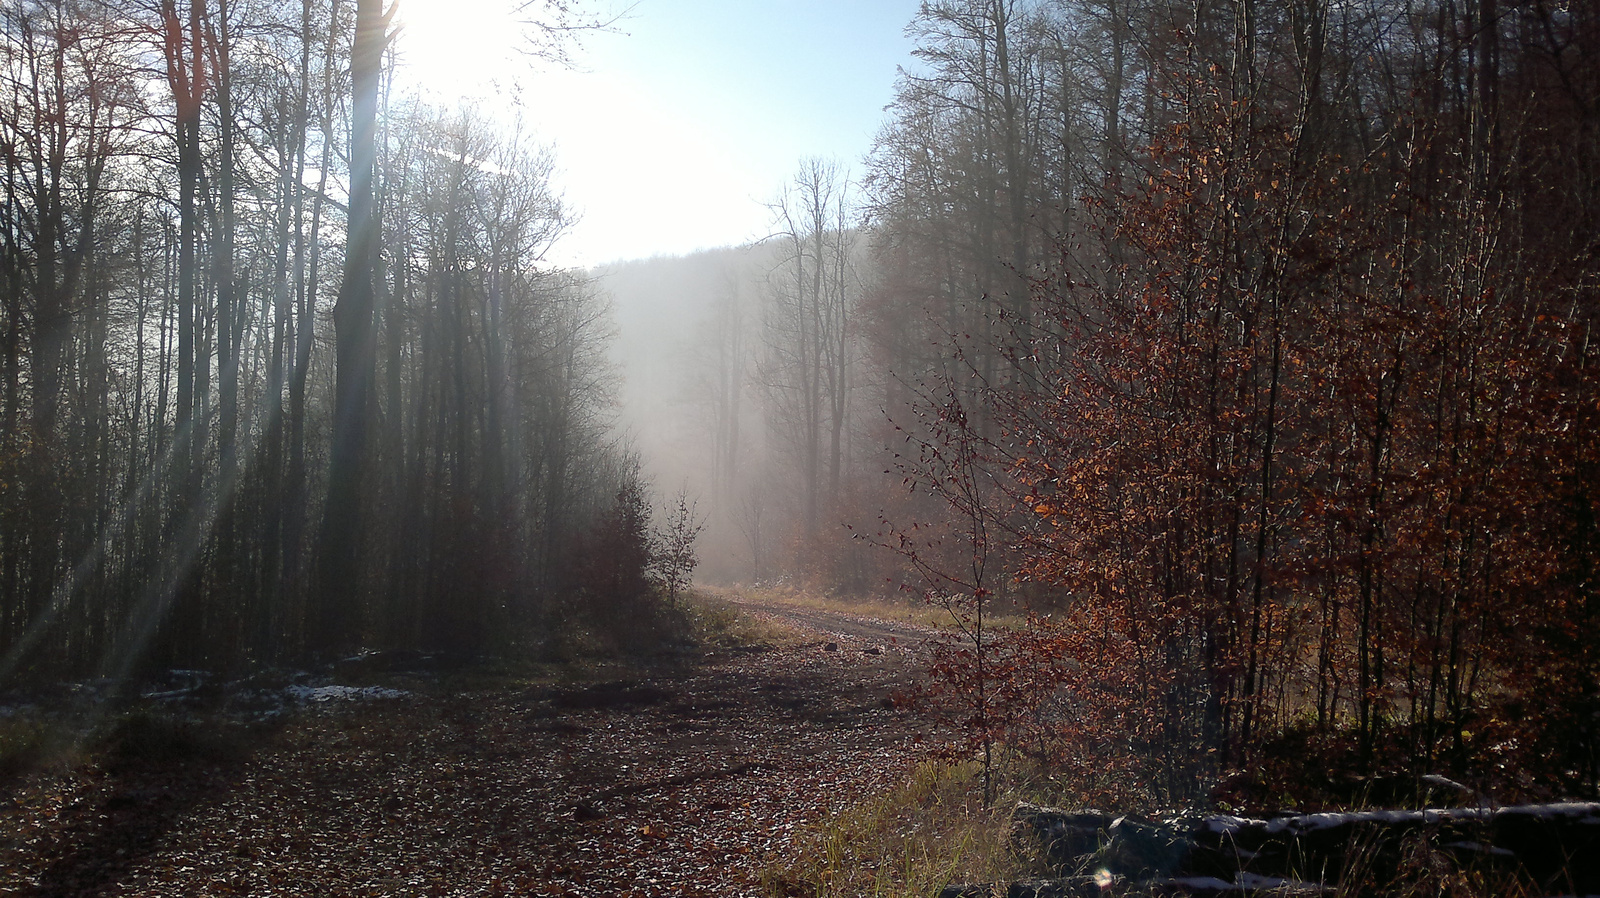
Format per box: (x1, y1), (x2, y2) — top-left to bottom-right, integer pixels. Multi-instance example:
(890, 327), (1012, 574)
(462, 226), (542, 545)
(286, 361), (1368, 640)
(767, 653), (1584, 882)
(0, 597), (938, 897)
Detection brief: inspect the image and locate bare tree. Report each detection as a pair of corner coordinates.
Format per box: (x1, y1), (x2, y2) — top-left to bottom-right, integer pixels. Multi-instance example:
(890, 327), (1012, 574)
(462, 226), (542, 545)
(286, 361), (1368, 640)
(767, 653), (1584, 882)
(654, 488), (704, 608)
(759, 159), (861, 542)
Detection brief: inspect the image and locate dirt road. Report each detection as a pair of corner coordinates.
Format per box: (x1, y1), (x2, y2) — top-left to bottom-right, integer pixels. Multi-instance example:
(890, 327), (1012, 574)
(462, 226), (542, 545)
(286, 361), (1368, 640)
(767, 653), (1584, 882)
(727, 595), (940, 653)
(0, 599), (936, 898)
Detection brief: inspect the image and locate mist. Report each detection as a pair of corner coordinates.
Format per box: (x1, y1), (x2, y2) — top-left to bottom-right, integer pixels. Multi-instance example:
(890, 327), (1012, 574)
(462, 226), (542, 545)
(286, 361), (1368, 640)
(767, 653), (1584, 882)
(2, 0), (1599, 893)
(599, 226), (876, 587)
(600, 246), (765, 580)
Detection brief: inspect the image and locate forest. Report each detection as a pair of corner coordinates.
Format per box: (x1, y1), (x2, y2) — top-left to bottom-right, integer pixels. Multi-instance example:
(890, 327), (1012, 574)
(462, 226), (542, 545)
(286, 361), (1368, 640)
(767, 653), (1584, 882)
(861, 0), (1600, 802)
(622, 0), (1600, 802)
(1, 0), (1598, 858)
(0, 0), (653, 679)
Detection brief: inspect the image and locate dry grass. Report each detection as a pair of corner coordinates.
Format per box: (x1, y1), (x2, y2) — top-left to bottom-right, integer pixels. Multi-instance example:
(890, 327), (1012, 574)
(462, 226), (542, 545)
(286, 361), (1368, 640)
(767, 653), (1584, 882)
(763, 759), (1036, 898)
(681, 589), (814, 648)
(1328, 823), (1544, 898)
(726, 584), (1032, 633)
(760, 749), (1560, 898)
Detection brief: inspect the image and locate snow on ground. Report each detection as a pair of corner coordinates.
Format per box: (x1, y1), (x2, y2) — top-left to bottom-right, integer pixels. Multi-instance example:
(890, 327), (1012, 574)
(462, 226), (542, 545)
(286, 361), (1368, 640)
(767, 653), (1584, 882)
(283, 684), (410, 703)
(1196, 801), (1600, 836)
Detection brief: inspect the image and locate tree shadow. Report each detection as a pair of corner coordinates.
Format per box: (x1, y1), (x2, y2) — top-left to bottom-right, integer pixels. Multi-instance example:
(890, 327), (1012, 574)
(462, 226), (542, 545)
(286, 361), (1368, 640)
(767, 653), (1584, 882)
(13, 709), (271, 897)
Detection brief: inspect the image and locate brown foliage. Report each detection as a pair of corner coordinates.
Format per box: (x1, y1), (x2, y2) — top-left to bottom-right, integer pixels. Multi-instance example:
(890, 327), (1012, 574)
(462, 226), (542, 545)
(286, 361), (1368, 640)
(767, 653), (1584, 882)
(872, 0), (1600, 803)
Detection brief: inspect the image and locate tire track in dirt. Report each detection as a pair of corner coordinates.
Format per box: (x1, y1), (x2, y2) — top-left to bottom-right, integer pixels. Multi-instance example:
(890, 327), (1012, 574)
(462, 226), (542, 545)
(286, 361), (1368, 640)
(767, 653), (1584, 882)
(727, 595), (941, 656)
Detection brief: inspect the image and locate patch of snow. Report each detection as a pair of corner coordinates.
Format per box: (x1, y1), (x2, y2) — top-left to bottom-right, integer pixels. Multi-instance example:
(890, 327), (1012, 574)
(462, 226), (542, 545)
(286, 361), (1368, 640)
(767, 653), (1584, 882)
(1442, 840), (1515, 857)
(1219, 801), (1600, 837)
(284, 684), (410, 703)
(1266, 808), (1456, 833)
(1163, 874), (1328, 894)
(141, 688), (197, 701)
(1234, 872), (1329, 894)
(1494, 802), (1600, 823)
(1168, 876), (1236, 890)
(1420, 773), (1470, 792)
(141, 669), (212, 700)
(1202, 814), (1255, 835)
(1266, 810), (1358, 833)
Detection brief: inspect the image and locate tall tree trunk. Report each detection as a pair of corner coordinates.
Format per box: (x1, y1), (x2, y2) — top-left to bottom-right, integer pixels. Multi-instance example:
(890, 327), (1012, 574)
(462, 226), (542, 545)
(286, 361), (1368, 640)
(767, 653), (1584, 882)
(160, 0), (206, 669)
(317, 0), (388, 655)
(285, 0), (336, 650)
(163, 0), (204, 496)
(211, 0), (244, 665)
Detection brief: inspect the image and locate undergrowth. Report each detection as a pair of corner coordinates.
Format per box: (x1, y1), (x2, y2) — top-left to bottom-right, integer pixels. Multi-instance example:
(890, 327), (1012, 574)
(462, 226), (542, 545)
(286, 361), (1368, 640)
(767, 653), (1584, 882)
(0, 704), (259, 790)
(680, 591), (810, 650)
(540, 587), (809, 666)
(97, 708), (254, 768)
(1331, 825), (1543, 898)
(0, 716), (64, 783)
(767, 752), (1562, 898)
(763, 759), (1032, 898)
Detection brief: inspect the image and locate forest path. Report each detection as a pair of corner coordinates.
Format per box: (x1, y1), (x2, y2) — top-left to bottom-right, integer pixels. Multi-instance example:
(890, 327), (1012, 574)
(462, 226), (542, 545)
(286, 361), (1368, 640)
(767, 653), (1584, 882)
(725, 592), (942, 653)
(0, 598), (936, 898)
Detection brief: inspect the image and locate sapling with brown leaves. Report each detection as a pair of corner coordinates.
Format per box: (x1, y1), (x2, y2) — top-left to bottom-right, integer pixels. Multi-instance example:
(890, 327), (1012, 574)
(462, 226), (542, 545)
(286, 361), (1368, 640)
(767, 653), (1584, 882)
(655, 488), (706, 608)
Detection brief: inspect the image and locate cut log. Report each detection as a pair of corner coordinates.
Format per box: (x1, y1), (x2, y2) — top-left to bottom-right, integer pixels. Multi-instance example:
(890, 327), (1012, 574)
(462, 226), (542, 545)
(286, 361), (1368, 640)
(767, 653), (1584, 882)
(1005, 801), (1600, 895)
(1011, 803), (1113, 871)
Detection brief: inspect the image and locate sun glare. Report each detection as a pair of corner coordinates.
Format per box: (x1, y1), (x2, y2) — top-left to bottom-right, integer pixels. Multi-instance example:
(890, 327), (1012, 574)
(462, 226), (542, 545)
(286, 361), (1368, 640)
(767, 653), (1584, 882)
(378, 0), (776, 268)
(377, 1), (887, 268)
(389, 0), (524, 104)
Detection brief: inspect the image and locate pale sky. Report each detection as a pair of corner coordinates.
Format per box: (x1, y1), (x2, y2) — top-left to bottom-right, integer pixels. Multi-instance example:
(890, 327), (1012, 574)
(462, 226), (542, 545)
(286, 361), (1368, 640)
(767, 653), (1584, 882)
(390, 0), (924, 268)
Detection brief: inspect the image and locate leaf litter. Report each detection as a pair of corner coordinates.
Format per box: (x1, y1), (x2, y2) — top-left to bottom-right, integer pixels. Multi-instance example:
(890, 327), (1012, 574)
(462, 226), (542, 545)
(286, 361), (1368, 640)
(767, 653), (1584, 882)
(0, 617), (933, 897)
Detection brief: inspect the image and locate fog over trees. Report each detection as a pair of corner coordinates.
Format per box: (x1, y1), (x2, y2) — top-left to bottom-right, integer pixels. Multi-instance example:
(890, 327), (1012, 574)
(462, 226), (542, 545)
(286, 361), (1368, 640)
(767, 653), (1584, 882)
(609, 0), (1600, 796)
(3, 0), (1598, 799)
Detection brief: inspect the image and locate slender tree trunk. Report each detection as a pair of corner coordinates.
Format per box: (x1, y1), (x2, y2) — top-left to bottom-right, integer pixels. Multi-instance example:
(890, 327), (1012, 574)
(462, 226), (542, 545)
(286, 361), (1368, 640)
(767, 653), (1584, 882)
(164, 0), (204, 498)
(161, 0), (207, 669)
(285, 0), (334, 650)
(211, 0), (245, 664)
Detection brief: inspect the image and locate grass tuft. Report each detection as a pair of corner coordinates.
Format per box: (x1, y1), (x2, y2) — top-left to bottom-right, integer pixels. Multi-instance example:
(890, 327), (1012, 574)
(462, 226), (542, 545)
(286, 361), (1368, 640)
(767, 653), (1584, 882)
(763, 760), (1035, 898)
(682, 591), (810, 650)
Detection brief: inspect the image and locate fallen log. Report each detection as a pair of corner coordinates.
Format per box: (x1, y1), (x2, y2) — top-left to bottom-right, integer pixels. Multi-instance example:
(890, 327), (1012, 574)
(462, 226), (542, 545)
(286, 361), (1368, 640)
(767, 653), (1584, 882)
(1010, 804), (1114, 872)
(941, 873), (1329, 897)
(1000, 800), (1600, 896)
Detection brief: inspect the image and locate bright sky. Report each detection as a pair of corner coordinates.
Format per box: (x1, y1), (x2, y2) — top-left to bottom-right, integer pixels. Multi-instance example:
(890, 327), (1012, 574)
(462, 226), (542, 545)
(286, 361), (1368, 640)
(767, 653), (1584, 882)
(389, 0), (924, 268)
